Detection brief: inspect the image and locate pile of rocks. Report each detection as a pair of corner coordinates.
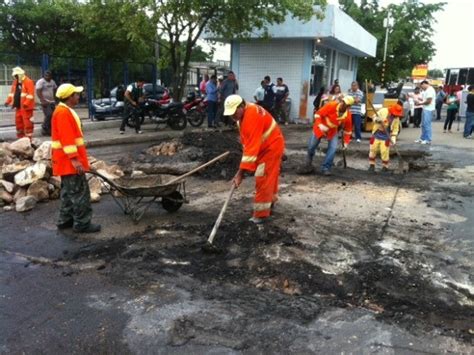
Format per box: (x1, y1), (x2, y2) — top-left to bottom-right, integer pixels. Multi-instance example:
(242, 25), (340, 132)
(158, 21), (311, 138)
(0, 138), (123, 212)
(145, 139), (182, 156)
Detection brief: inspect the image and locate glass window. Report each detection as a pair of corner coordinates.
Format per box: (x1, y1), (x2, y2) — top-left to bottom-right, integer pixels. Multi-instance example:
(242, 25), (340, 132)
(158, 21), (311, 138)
(339, 53), (350, 71)
(310, 43), (331, 95)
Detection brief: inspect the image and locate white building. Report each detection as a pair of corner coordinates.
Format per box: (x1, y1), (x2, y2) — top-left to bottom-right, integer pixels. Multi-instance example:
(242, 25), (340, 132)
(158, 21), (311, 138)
(207, 5), (377, 121)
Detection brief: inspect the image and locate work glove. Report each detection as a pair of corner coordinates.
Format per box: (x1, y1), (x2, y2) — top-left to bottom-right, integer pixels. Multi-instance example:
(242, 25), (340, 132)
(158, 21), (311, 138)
(374, 116), (383, 123)
(318, 124), (329, 133)
(390, 137), (396, 145)
(342, 144), (348, 151)
(29, 117), (35, 123)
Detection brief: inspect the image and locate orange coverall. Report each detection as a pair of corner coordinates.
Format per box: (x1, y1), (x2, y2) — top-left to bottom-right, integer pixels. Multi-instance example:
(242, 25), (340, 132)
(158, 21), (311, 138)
(313, 101), (353, 145)
(238, 103), (285, 218)
(5, 76), (36, 139)
(51, 103), (90, 176)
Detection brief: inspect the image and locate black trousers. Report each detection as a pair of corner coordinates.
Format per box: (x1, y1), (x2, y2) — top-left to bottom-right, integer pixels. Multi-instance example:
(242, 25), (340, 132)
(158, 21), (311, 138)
(120, 104), (141, 132)
(413, 108), (423, 127)
(444, 109), (457, 131)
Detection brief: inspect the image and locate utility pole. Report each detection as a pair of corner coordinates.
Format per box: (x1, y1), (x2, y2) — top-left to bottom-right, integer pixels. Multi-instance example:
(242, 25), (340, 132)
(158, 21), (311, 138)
(382, 10), (394, 87)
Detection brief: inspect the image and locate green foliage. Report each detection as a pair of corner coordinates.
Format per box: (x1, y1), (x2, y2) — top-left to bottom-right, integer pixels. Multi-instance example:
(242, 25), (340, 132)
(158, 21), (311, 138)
(141, 0), (326, 99)
(340, 0), (445, 84)
(428, 69), (444, 78)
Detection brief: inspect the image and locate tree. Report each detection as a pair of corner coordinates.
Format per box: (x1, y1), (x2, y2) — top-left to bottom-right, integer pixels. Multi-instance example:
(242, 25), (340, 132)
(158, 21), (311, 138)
(428, 69), (444, 78)
(339, 0), (445, 84)
(141, 0), (326, 100)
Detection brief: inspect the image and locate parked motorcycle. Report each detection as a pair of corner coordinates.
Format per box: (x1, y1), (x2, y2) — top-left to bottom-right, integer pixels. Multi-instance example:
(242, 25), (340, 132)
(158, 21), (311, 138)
(183, 91), (207, 127)
(126, 93), (187, 131)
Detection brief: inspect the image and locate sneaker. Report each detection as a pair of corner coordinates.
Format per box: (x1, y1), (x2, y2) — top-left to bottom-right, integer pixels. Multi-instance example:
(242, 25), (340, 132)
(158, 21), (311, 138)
(382, 166), (390, 172)
(137, 130), (143, 134)
(119, 130), (125, 135)
(73, 223), (102, 234)
(443, 130), (446, 133)
(356, 139), (361, 143)
(57, 220), (73, 230)
(321, 169), (332, 176)
(448, 130), (452, 133)
(465, 135), (472, 139)
(368, 165), (375, 172)
(414, 139), (422, 143)
(249, 217), (265, 225)
(420, 140), (430, 145)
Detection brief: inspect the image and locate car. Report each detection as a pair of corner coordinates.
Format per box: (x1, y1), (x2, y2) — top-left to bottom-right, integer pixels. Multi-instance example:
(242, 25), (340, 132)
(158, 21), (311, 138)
(92, 84), (168, 120)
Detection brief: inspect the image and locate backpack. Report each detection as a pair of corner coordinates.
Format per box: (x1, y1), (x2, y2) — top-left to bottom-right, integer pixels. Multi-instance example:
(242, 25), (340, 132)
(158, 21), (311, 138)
(116, 85), (125, 101)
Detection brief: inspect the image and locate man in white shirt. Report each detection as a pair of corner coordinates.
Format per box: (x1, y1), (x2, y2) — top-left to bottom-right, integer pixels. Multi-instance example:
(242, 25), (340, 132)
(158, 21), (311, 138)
(415, 80), (436, 145)
(35, 70), (57, 135)
(253, 80), (265, 106)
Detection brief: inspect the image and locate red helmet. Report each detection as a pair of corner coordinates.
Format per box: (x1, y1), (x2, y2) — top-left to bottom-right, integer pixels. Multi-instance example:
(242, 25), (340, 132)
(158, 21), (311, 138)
(389, 104), (403, 117)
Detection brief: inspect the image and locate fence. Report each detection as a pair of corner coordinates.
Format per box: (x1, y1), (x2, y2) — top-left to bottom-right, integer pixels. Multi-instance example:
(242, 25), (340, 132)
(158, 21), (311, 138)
(0, 52), (157, 121)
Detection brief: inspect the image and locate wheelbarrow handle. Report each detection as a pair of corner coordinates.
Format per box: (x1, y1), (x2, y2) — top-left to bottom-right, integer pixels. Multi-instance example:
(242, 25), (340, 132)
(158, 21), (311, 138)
(164, 151), (230, 186)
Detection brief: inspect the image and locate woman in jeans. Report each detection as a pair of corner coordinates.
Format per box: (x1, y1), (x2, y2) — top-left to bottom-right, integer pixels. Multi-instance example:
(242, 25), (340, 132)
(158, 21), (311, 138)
(443, 91), (458, 133)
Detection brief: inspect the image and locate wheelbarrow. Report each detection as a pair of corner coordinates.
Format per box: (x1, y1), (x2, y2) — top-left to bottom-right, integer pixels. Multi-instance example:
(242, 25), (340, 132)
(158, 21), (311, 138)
(88, 151), (229, 224)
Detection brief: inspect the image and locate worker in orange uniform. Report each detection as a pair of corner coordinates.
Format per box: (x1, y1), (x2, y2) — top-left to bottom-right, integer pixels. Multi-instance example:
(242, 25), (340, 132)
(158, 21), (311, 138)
(4, 67), (36, 139)
(301, 96), (354, 176)
(224, 95), (285, 224)
(51, 83), (101, 233)
(368, 103), (403, 172)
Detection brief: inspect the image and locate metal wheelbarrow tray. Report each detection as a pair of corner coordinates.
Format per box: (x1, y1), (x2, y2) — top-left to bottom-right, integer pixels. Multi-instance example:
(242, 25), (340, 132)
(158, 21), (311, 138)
(88, 151), (229, 224)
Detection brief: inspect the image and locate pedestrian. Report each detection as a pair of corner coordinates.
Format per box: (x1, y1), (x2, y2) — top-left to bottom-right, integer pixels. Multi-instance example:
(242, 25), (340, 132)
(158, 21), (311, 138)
(414, 80), (436, 145)
(224, 95), (285, 224)
(412, 87), (423, 128)
(368, 103), (403, 172)
(328, 84), (343, 103)
(435, 86), (446, 120)
(443, 91), (458, 133)
(313, 86), (325, 111)
(3, 67), (35, 139)
(261, 75), (276, 113)
(218, 71), (239, 125)
(199, 74), (209, 96)
(273, 77), (290, 125)
(205, 74), (218, 128)
(120, 78), (145, 134)
(464, 85), (474, 139)
(301, 96), (354, 176)
(254, 80), (265, 106)
(35, 70), (57, 136)
(347, 81), (364, 143)
(51, 83), (101, 233)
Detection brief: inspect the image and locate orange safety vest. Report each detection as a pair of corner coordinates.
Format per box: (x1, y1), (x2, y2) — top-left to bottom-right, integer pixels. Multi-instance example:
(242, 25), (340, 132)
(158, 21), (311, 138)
(51, 103), (90, 176)
(313, 101), (352, 145)
(238, 103), (285, 172)
(4, 76), (35, 111)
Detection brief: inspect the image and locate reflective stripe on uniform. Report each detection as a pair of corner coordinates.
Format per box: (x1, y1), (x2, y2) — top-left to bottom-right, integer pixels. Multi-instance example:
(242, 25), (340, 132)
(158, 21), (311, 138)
(253, 202), (272, 211)
(63, 145), (78, 154)
(20, 93), (27, 97)
(262, 119), (277, 142)
(343, 130), (352, 135)
(325, 119), (337, 128)
(241, 155), (257, 163)
(255, 163), (265, 177)
(7, 93), (13, 97)
(51, 141), (62, 149)
(75, 137), (85, 146)
(25, 95), (34, 100)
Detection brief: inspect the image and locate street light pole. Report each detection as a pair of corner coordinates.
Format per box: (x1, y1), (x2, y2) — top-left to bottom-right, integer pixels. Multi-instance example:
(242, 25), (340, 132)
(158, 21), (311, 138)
(381, 10), (393, 87)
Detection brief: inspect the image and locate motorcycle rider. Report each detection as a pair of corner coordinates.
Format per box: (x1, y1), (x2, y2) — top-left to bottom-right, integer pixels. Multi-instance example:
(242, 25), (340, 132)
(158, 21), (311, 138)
(120, 78), (145, 134)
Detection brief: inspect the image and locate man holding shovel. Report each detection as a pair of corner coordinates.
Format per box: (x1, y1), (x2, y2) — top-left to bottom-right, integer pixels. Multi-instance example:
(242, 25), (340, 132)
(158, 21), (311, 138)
(224, 95), (285, 224)
(300, 96), (354, 176)
(368, 103), (403, 172)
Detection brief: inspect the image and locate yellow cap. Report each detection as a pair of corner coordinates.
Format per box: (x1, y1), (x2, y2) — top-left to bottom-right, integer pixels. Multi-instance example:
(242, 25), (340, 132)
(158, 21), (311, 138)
(56, 83), (83, 99)
(12, 67), (25, 77)
(223, 94), (243, 116)
(343, 96), (354, 106)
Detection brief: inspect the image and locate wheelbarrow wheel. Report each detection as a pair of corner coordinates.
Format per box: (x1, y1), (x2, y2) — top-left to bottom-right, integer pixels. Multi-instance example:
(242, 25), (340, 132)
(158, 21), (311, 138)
(161, 191), (183, 213)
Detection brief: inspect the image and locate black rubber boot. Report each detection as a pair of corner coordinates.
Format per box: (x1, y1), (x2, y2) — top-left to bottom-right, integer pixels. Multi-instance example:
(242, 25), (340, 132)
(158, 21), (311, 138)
(73, 223), (102, 234)
(368, 165), (375, 172)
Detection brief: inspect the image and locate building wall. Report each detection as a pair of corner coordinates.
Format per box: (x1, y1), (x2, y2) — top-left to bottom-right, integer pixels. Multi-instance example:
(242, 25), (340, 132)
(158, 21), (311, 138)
(232, 39), (306, 120)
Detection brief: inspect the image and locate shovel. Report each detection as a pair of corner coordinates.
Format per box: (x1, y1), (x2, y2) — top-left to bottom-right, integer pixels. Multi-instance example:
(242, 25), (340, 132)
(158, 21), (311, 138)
(201, 183), (236, 254)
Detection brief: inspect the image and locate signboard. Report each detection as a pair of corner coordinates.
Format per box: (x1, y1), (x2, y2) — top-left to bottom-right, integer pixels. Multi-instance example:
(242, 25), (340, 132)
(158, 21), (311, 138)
(412, 64), (428, 80)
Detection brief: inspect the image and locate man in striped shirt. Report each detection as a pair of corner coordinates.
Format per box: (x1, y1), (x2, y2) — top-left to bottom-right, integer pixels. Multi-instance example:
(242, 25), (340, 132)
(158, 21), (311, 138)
(347, 81), (364, 143)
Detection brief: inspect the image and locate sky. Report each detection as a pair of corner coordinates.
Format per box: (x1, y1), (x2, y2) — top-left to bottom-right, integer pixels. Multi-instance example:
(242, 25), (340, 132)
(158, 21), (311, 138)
(205, 0), (474, 71)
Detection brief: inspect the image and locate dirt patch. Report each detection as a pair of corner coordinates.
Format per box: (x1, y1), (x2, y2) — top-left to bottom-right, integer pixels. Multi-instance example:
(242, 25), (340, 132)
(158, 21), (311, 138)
(60, 217), (473, 343)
